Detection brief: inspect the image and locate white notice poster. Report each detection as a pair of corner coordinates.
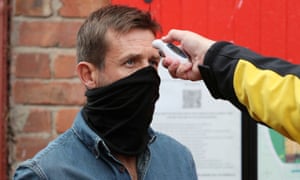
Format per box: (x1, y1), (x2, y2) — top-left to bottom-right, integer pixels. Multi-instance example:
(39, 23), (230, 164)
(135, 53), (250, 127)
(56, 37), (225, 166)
(152, 67), (242, 179)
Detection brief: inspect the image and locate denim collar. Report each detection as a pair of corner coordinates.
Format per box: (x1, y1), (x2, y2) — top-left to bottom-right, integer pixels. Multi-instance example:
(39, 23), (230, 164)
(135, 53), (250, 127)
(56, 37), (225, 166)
(72, 110), (156, 159)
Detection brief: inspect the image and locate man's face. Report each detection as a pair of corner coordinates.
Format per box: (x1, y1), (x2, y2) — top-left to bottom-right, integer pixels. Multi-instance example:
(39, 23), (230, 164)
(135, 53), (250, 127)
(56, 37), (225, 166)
(95, 29), (161, 87)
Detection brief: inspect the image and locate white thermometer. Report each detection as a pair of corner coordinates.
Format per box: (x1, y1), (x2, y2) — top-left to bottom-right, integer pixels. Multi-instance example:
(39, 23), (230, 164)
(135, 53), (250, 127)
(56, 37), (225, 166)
(152, 39), (189, 63)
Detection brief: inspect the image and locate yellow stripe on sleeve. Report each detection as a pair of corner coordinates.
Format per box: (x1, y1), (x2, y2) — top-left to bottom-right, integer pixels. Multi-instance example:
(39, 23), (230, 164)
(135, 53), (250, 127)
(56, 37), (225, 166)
(233, 60), (300, 143)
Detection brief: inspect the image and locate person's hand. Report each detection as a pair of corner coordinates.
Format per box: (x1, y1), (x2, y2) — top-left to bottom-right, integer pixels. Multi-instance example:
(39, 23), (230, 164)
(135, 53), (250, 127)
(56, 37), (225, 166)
(161, 29), (216, 81)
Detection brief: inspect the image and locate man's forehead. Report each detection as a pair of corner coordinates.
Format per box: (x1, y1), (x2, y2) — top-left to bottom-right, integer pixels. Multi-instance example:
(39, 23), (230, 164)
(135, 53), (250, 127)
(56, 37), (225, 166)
(105, 29), (122, 40)
(105, 29), (155, 53)
(106, 28), (155, 41)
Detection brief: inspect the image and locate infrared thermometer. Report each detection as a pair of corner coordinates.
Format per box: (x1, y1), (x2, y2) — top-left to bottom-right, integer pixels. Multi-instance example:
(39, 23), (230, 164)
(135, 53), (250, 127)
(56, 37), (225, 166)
(152, 39), (189, 63)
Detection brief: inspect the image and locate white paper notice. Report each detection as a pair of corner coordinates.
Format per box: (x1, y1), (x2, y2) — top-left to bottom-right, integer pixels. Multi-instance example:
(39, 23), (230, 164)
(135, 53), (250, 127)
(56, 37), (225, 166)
(152, 67), (242, 179)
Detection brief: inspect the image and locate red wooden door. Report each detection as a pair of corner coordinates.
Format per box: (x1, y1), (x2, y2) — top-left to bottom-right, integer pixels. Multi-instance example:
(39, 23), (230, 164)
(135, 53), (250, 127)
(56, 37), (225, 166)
(112, 0), (300, 64)
(0, 0), (8, 179)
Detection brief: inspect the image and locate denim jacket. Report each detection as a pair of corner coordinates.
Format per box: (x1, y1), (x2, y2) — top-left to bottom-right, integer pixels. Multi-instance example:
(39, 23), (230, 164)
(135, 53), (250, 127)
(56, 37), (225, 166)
(14, 110), (198, 180)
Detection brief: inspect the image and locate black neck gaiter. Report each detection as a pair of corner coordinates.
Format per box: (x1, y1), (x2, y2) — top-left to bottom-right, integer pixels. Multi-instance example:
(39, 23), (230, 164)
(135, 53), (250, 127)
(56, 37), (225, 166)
(83, 66), (160, 156)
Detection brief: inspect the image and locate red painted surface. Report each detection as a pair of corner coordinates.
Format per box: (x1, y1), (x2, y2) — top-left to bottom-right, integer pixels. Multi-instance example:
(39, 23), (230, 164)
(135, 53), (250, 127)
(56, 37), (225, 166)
(0, 0), (8, 179)
(112, 0), (300, 64)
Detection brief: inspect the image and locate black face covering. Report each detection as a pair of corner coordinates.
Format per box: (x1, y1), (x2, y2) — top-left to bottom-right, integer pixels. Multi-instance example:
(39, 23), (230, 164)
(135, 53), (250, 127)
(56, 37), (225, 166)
(83, 66), (160, 156)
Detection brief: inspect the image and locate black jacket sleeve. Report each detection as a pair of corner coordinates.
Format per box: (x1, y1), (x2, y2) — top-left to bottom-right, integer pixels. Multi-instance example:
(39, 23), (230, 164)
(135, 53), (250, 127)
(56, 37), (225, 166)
(199, 42), (300, 143)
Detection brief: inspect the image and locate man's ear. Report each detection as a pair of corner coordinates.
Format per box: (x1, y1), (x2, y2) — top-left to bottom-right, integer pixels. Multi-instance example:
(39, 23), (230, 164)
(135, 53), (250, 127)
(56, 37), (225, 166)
(76, 62), (98, 89)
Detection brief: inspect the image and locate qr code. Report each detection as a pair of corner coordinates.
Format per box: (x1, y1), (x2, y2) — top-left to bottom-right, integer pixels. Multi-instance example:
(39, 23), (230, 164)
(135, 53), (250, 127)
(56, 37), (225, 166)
(182, 89), (202, 108)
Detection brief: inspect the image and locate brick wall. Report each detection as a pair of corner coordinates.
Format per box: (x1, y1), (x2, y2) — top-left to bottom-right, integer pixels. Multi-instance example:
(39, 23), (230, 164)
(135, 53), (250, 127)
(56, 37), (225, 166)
(9, 0), (110, 176)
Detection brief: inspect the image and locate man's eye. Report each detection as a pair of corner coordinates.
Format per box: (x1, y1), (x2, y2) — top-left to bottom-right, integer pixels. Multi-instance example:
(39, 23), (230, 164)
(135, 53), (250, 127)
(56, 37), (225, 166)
(125, 59), (135, 66)
(149, 59), (159, 67)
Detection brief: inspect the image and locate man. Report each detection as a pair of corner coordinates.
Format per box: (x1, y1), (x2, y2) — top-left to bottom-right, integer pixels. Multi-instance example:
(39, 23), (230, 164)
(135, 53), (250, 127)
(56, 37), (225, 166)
(160, 29), (300, 144)
(14, 6), (197, 180)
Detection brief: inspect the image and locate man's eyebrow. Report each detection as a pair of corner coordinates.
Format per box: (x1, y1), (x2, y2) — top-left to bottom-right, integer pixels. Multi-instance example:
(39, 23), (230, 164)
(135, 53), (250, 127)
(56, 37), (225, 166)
(152, 54), (161, 59)
(120, 53), (142, 61)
